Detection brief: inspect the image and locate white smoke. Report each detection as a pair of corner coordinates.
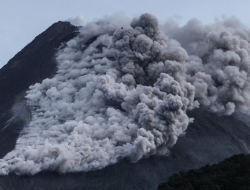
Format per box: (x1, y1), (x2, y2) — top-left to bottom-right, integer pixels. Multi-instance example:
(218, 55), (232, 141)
(67, 15), (90, 27)
(0, 13), (194, 175)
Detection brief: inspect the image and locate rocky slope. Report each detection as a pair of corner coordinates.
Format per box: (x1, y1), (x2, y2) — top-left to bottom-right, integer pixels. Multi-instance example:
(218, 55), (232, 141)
(0, 21), (78, 159)
(0, 22), (250, 190)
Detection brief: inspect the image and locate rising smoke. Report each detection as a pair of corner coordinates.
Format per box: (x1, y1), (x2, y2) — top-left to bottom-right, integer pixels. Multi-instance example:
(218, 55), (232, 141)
(163, 17), (250, 115)
(1, 13), (250, 175)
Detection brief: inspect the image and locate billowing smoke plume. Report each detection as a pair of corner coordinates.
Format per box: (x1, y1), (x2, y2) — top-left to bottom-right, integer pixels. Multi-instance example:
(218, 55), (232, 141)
(2, 13), (250, 175)
(0, 14), (195, 175)
(163, 17), (250, 115)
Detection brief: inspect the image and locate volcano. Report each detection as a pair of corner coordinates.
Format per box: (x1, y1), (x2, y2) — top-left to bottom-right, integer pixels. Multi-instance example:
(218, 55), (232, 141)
(0, 16), (250, 190)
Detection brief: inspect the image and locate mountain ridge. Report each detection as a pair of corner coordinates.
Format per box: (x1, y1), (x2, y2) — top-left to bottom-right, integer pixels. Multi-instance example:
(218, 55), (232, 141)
(0, 21), (78, 159)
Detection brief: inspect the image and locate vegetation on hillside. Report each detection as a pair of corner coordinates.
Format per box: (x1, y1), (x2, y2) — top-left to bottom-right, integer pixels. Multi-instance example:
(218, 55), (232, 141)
(157, 154), (250, 190)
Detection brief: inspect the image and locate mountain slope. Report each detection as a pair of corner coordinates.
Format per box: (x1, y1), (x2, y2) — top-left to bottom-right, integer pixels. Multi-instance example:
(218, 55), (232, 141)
(0, 22), (250, 190)
(0, 21), (78, 158)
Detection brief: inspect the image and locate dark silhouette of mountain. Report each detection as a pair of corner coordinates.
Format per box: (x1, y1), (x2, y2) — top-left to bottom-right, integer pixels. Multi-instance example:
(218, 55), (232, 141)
(0, 22), (250, 190)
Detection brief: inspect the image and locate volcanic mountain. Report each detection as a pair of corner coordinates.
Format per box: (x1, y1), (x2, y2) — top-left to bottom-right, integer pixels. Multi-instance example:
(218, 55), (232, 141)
(0, 17), (250, 190)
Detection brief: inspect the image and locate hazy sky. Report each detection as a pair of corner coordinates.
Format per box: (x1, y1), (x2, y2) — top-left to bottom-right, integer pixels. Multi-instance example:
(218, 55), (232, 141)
(1, 0), (250, 68)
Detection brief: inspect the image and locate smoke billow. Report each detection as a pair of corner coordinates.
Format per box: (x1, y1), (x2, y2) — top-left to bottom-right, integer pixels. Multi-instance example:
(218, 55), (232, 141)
(163, 17), (250, 115)
(1, 13), (250, 175)
(0, 14), (194, 175)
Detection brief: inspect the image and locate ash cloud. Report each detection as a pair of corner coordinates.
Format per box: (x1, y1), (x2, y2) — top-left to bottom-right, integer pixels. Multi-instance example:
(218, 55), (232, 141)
(1, 13), (250, 175)
(0, 13), (194, 175)
(67, 15), (90, 27)
(163, 17), (250, 114)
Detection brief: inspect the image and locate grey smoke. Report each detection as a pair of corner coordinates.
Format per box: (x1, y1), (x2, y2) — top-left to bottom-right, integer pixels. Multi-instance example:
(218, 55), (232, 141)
(1, 13), (250, 175)
(163, 17), (250, 115)
(0, 13), (194, 175)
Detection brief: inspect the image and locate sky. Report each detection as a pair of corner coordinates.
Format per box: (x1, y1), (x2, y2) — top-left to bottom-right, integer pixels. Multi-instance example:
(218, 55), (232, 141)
(1, 0), (250, 68)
